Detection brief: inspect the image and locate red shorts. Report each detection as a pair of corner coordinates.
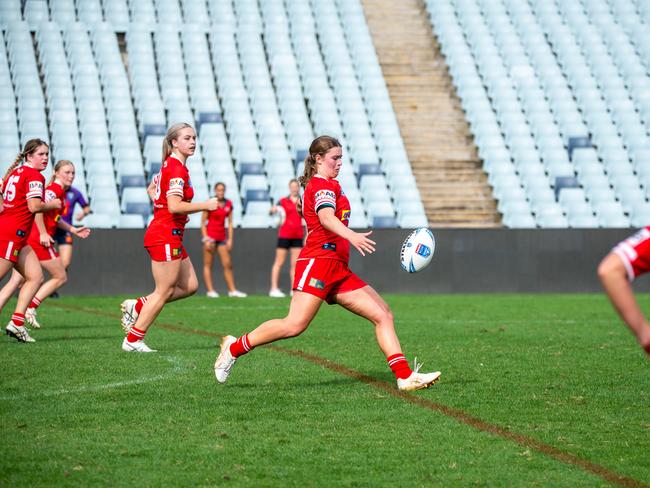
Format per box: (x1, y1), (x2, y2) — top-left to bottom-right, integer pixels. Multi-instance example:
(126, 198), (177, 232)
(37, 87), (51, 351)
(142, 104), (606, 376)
(0, 240), (24, 263)
(293, 258), (367, 304)
(29, 241), (59, 261)
(613, 227), (650, 281)
(146, 243), (189, 262)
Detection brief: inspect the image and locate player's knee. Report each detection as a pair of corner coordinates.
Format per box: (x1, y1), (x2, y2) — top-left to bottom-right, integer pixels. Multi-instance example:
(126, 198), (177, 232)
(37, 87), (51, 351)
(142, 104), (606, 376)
(598, 254), (623, 282)
(284, 318), (309, 338)
(376, 307), (394, 327)
(56, 272), (68, 286)
(187, 277), (199, 296)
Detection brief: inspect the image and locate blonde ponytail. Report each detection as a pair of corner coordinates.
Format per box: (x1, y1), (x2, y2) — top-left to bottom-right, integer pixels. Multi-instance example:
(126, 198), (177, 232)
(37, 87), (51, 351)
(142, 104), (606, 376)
(298, 135), (342, 188)
(162, 122), (193, 162)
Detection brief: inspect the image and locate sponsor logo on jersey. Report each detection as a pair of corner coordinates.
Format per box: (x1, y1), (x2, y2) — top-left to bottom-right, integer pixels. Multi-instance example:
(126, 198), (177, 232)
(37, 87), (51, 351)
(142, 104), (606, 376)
(322, 243), (337, 252)
(341, 210), (350, 222)
(16, 230), (26, 237)
(169, 177), (185, 189)
(172, 228), (182, 236)
(172, 247), (181, 256)
(309, 278), (325, 290)
(314, 189), (336, 210)
(29, 181), (43, 190)
(12, 248), (19, 257)
(415, 243), (431, 258)
(45, 189), (57, 201)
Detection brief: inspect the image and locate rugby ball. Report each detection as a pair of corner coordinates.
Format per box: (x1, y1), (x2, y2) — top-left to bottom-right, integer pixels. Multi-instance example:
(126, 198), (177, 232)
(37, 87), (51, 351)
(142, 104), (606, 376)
(400, 228), (435, 273)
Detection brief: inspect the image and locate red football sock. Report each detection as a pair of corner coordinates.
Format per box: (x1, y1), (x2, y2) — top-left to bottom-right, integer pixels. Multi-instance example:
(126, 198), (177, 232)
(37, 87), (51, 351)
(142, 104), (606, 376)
(126, 326), (146, 343)
(387, 353), (412, 380)
(29, 297), (41, 310)
(229, 334), (254, 358)
(135, 297), (147, 314)
(11, 313), (25, 328)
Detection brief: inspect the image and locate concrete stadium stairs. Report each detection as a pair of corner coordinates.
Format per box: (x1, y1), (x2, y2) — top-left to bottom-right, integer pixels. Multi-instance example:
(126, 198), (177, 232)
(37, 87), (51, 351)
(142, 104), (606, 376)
(360, 0), (502, 227)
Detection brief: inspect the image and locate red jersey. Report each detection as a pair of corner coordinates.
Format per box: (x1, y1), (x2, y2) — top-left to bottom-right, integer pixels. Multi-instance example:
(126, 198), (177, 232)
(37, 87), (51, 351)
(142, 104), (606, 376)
(298, 175), (351, 263)
(205, 199), (232, 241)
(144, 156), (194, 247)
(0, 164), (44, 244)
(28, 180), (66, 242)
(278, 196), (304, 239)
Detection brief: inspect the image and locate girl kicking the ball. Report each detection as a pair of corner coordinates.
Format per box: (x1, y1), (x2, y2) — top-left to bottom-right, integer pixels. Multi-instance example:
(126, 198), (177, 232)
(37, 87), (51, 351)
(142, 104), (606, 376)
(214, 135), (441, 390)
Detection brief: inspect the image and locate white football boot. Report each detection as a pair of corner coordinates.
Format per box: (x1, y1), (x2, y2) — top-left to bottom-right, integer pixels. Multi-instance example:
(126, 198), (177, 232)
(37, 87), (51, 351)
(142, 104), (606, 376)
(25, 308), (41, 329)
(228, 290), (247, 298)
(397, 358), (441, 391)
(121, 337), (156, 352)
(6, 322), (36, 343)
(206, 290), (219, 298)
(120, 299), (138, 333)
(268, 288), (286, 298)
(214, 335), (237, 383)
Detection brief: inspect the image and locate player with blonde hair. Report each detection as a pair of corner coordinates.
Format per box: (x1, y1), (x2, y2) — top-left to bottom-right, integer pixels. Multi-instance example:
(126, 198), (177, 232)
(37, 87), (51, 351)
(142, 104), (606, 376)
(119, 123), (219, 352)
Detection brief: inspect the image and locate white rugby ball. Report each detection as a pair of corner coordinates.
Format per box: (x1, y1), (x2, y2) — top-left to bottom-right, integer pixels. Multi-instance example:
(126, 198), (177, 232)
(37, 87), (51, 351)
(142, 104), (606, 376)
(400, 228), (435, 273)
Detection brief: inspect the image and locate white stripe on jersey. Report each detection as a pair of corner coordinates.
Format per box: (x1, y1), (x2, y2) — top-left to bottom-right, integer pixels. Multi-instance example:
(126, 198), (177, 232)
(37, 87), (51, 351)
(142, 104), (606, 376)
(296, 258), (315, 291)
(5, 241), (13, 260)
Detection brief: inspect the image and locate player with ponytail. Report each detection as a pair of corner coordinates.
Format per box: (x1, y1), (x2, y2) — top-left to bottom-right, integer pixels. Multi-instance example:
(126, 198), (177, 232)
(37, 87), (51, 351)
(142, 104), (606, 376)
(0, 160), (90, 328)
(0, 139), (62, 343)
(215, 136), (441, 391)
(119, 123), (219, 352)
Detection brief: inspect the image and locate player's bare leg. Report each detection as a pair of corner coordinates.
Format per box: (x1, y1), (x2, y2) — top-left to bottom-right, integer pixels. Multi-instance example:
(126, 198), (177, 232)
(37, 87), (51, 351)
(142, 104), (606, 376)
(25, 257), (67, 328)
(289, 247), (301, 288)
(270, 248), (287, 293)
(58, 244), (72, 269)
(214, 292), (322, 383)
(598, 253), (650, 355)
(335, 286), (441, 390)
(167, 257), (199, 303)
(217, 245), (236, 293)
(6, 249), (43, 342)
(0, 269), (25, 313)
(202, 242), (217, 295)
(13, 248), (43, 316)
(36, 257), (67, 301)
(122, 260), (182, 352)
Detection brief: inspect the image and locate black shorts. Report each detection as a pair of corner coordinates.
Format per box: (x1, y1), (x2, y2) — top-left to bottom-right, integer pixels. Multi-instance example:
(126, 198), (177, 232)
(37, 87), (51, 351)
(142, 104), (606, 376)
(53, 228), (73, 246)
(277, 238), (303, 249)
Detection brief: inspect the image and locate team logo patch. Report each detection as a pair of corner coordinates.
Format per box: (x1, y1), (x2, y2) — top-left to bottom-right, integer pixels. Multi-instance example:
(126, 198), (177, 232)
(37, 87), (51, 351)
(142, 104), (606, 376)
(171, 247), (181, 256)
(415, 243), (431, 258)
(341, 210), (350, 222)
(16, 230), (26, 237)
(322, 243), (337, 252)
(13, 249), (19, 257)
(309, 278), (325, 290)
(172, 228), (182, 236)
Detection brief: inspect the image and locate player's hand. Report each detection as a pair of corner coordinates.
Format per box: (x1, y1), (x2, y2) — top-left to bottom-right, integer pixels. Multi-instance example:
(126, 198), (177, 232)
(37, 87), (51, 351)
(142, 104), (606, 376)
(39, 232), (54, 246)
(226, 239), (232, 251)
(349, 231), (375, 257)
(205, 197), (219, 211)
(72, 226), (91, 239)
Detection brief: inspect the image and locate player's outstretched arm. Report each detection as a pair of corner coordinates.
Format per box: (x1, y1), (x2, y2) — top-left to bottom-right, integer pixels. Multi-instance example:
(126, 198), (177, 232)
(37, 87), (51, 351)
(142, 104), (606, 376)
(317, 207), (375, 256)
(28, 197), (61, 214)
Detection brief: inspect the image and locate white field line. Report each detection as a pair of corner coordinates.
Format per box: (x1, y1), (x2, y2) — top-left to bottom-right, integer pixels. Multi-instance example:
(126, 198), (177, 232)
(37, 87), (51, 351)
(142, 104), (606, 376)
(0, 356), (185, 401)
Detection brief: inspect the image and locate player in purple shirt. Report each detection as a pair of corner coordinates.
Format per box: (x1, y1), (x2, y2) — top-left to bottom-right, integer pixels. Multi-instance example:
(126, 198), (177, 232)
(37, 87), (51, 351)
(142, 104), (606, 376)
(53, 185), (91, 269)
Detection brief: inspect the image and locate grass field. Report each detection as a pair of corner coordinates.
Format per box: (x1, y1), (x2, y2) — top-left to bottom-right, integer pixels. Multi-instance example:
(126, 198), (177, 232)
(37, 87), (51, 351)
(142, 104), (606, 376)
(1, 294), (649, 487)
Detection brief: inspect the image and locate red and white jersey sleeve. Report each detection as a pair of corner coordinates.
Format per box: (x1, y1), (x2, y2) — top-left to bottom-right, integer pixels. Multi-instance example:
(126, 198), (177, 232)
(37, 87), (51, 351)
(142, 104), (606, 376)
(144, 156), (194, 247)
(298, 175), (351, 263)
(0, 165), (44, 243)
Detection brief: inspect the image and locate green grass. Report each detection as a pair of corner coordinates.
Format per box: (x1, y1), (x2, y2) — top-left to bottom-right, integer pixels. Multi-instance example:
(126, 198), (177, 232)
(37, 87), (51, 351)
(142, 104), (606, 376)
(1, 294), (649, 487)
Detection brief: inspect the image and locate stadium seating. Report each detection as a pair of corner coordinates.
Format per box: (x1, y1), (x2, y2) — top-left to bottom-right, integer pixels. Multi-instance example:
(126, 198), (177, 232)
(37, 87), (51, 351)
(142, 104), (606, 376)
(428, 0), (650, 228)
(0, 0), (422, 229)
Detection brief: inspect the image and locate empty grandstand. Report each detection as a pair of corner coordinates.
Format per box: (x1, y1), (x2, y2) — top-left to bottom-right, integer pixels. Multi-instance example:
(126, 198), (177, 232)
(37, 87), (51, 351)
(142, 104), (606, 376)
(0, 0), (648, 229)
